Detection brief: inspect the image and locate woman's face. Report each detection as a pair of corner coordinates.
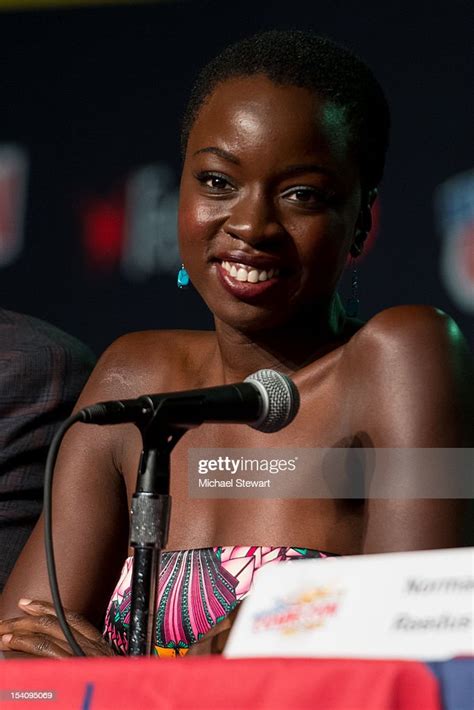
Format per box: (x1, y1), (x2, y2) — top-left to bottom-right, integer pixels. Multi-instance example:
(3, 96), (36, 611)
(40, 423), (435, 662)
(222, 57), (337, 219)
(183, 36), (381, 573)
(179, 75), (362, 331)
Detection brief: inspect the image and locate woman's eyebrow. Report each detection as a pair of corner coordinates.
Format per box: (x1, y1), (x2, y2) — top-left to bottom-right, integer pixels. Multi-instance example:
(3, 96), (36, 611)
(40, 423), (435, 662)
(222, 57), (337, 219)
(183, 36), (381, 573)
(193, 146), (240, 164)
(192, 149), (335, 180)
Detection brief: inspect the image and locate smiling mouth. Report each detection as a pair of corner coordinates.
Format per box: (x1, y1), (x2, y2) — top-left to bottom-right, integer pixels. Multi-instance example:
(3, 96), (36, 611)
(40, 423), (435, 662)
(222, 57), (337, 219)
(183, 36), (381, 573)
(219, 260), (280, 283)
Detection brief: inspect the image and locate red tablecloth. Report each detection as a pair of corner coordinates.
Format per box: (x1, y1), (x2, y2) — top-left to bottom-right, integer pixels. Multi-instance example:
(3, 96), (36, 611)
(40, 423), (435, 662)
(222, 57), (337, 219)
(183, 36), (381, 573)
(1, 656), (442, 709)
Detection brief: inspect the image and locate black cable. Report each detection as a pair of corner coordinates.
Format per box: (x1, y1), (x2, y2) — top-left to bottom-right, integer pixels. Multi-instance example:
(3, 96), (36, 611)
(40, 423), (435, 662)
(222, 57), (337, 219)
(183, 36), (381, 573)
(43, 411), (86, 657)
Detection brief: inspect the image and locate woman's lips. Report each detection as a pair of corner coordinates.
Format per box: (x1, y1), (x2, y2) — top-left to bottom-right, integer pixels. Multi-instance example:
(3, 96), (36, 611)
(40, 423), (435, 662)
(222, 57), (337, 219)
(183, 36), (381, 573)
(214, 261), (284, 300)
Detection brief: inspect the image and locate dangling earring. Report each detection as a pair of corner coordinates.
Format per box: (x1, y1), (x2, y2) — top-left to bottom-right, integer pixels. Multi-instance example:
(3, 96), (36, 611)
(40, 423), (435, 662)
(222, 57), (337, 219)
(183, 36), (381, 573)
(345, 257), (359, 318)
(177, 263), (190, 289)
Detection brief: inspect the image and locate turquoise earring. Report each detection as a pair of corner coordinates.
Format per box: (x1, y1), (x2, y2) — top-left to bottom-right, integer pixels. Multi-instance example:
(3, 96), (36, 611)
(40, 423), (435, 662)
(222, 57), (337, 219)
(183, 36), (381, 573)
(177, 264), (190, 289)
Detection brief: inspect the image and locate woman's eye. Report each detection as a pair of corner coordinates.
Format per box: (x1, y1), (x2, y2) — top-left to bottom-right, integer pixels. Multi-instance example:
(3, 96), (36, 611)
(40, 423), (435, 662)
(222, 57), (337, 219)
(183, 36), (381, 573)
(207, 176), (228, 189)
(195, 172), (234, 192)
(283, 187), (332, 207)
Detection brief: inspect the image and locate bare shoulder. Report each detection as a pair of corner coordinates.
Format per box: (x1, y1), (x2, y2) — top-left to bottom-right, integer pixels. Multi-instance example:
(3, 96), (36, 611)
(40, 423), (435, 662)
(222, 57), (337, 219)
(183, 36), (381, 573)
(77, 329), (215, 404)
(347, 305), (471, 364)
(344, 305), (473, 446)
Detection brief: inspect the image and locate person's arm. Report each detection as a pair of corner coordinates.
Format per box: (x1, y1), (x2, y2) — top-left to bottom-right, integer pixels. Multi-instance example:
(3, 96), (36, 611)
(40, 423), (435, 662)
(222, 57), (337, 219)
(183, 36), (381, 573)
(0, 319), (95, 592)
(347, 305), (473, 553)
(0, 338), (139, 655)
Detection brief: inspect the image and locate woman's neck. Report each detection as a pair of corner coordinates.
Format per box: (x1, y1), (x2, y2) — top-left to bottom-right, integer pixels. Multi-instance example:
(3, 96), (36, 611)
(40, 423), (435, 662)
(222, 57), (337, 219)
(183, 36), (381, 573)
(211, 293), (353, 383)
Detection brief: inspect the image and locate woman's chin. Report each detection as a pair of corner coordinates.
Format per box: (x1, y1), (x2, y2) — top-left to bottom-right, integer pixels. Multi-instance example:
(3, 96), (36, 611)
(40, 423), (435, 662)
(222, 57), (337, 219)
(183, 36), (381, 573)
(212, 306), (293, 335)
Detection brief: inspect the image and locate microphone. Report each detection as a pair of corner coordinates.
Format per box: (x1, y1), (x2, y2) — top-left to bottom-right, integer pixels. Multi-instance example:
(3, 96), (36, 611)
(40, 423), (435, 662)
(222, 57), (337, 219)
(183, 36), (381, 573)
(78, 369), (299, 433)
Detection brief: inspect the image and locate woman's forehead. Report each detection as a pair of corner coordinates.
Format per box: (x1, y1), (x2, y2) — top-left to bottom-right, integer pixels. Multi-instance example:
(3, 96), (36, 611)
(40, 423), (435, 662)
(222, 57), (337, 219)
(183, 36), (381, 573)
(187, 75), (352, 167)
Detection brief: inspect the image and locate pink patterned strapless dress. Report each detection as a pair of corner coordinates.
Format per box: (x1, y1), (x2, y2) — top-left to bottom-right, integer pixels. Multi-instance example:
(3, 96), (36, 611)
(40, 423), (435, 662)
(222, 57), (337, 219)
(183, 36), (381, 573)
(103, 546), (334, 657)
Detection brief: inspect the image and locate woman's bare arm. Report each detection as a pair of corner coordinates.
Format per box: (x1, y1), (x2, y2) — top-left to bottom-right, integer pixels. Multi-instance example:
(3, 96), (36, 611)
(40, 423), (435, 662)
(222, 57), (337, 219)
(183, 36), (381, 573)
(348, 305), (473, 553)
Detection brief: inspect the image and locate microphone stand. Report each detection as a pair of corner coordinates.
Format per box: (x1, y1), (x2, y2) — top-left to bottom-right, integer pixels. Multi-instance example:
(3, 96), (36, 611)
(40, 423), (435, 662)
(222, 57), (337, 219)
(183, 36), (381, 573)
(127, 408), (186, 656)
(125, 387), (270, 655)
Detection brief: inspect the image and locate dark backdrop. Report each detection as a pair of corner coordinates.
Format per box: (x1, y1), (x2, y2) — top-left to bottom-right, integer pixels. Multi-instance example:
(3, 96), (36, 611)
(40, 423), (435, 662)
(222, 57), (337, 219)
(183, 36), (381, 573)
(0, 0), (472, 355)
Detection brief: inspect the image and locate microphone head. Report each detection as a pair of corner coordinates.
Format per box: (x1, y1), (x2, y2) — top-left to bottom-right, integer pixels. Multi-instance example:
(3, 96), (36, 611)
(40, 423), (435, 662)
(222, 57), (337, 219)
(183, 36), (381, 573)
(244, 369), (300, 433)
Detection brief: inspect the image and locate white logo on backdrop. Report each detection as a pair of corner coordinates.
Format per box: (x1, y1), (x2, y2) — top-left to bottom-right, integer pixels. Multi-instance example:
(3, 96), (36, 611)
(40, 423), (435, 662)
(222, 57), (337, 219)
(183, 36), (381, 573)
(435, 169), (474, 314)
(121, 163), (180, 280)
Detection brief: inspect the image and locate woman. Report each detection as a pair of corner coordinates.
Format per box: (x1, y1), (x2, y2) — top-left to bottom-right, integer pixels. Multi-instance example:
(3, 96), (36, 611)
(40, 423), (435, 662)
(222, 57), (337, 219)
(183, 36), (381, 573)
(0, 31), (472, 658)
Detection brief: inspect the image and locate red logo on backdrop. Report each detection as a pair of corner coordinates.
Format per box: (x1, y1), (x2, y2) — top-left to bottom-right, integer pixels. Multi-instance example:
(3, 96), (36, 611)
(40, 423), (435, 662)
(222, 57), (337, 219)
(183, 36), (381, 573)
(0, 144), (28, 267)
(80, 188), (125, 271)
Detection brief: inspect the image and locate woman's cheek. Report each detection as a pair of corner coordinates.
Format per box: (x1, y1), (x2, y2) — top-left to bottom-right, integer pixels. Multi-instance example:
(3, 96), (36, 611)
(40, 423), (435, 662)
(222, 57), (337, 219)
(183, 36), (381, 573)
(177, 203), (222, 294)
(178, 199), (220, 246)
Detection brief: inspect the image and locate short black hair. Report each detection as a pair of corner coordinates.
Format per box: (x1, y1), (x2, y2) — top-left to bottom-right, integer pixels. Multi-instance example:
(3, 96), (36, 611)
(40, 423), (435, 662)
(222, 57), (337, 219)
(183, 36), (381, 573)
(181, 30), (390, 190)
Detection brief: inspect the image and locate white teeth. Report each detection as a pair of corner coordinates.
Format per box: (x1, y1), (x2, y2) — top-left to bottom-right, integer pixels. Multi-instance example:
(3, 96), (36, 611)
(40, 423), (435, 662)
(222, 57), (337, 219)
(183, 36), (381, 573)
(220, 261), (279, 283)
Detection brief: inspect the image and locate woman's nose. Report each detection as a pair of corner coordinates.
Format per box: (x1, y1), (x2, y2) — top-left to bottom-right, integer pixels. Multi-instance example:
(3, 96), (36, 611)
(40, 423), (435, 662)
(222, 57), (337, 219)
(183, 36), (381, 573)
(223, 189), (285, 247)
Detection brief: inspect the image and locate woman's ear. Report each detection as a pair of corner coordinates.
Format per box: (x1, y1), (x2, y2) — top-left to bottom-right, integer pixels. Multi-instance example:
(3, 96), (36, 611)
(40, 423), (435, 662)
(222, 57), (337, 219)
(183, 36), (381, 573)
(351, 188), (378, 257)
(368, 188), (378, 207)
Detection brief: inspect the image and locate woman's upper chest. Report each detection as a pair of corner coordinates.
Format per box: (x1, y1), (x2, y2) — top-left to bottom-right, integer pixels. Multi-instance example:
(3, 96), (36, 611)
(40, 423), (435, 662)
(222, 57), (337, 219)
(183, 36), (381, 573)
(121, 336), (354, 480)
(118, 333), (365, 549)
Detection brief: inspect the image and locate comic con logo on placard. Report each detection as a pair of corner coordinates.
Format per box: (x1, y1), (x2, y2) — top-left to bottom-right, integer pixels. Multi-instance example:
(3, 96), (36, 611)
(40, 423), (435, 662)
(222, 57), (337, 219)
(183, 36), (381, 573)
(435, 170), (474, 313)
(0, 145), (28, 267)
(252, 585), (344, 636)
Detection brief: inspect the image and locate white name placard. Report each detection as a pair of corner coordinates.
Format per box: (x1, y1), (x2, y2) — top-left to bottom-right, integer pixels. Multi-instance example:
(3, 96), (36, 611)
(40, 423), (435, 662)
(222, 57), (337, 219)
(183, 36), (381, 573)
(224, 547), (474, 661)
